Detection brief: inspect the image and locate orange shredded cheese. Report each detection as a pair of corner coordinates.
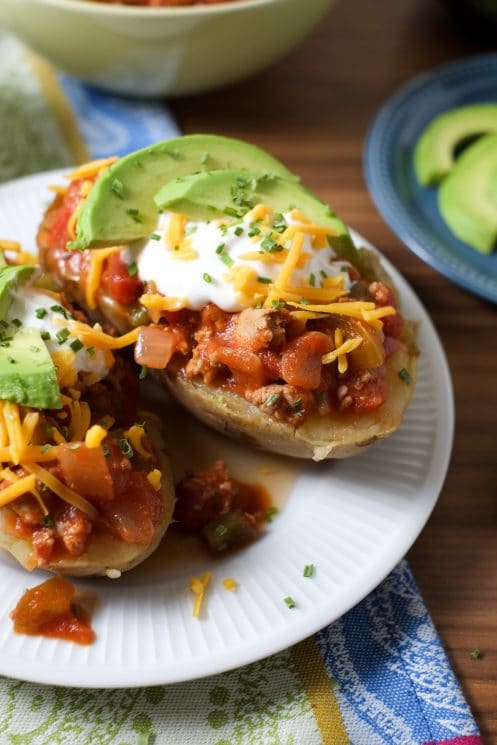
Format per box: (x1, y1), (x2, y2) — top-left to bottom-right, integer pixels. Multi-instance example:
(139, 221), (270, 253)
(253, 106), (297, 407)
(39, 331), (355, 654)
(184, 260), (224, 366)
(190, 571), (212, 618)
(223, 578), (237, 592)
(0, 239), (21, 253)
(66, 156), (118, 181)
(322, 331), (363, 372)
(85, 424), (107, 449)
(123, 424), (151, 458)
(146, 469), (162, 491)
(0, 474), (37, 508)
(139, 294), (188, 313)
(52, 349), (78, 388)
(274, 231), (305, 290)
(66, 321), (140, 350)
(245, 204), (274, 222)
(85, 246), (122, 310)
(0, 468), (48, 515)
(166, 213), (186, 250)
(21, 412), (40, 444)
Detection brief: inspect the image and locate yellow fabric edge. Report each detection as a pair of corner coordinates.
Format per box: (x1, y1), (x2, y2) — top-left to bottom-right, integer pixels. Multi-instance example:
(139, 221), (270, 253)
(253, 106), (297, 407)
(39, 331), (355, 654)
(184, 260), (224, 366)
(26, 52), (90, 165)
(291, 636), (349, 745)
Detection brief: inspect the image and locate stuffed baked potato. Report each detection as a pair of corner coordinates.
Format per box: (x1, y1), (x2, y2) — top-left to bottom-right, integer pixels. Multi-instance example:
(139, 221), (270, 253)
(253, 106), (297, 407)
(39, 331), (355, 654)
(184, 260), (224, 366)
(0, 262), (175, 575)
(37, 136), (418, 461)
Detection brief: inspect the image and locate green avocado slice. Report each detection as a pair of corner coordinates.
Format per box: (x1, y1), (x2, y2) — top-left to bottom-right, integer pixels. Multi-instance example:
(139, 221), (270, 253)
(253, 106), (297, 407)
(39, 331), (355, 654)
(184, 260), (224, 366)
(438, 131), (497, 255)
(0, 327), (61, 409)
(0, 264), (36, 322)
(154, 169), (357, 260)
(72, 135), (296, 251)
(414, 104), (497, 187)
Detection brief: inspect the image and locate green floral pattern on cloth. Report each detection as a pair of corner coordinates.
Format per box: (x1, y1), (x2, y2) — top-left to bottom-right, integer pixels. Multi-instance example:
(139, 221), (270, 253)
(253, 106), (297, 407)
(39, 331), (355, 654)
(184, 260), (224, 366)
(0, 30), (72, 183)
(0, 651), (321, 745)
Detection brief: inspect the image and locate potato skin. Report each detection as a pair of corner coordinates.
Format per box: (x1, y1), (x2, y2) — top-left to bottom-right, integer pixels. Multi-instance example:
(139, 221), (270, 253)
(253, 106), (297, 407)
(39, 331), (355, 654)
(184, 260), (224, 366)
(0, 417), (176, 576)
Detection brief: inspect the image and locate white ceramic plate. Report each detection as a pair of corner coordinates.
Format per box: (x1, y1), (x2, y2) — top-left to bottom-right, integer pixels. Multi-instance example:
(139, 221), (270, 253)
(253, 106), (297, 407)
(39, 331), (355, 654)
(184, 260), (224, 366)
(0, 170), (453, 688)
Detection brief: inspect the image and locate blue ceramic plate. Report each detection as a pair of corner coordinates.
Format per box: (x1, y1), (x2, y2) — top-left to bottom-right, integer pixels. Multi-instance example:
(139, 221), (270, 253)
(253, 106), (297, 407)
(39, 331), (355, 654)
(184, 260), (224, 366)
(364, 53), (497, 304)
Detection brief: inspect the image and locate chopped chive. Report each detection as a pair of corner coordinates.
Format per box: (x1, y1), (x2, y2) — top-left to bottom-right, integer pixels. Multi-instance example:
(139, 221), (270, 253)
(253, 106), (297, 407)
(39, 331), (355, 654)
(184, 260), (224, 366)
(220, 253), (234, 268)
(284, 596), (296, 609)
(223, 206), (243, 218)
(299, 297), (310, 305)
(126, 208), (143, 223)
(264, 393), (280, 407)
(41, 331), (51, 341)
(11, 318), (22, 328)
(260, 234), (278, 252)
(50, 304), (68, 318)
(234, 226), (244, 237)
(139, 365), (148, 380)
(110, 178), (124, 199)
(70, 443), (80, 450)
(35, 307), (48, 319)
(55, 328), (70, 345)
(248, 224), (261, 237)
(272, 299), (284, 309)
(272, 213), (286, 233)
(86, 346), (96, 358)
(28, 345), (41, 353)
(150, 233), (161, 241)
(203, 272), (213, 283)
(127, 262), (138, 277)
(291, 398), (303, 414)
(185, 225), (198, 236)
(470, 648), (483, 659)
(218, 223), (229, 236)
(398, 368), (412, 384)
(215, 243), (225, 254)
(102, 444), (111, 457)
(42, 515), (55, 527)
(257, 276), (272, 284)
(70, 339), (84, 353)
(41, 444), (52, 454)
(266, 506), (279, 522)
(309, 273), (316, 287)
(303, 564), (315, 577)
(320, 270), (327, 279)
(7, 356), (17, 364)
(117, 437), (134, 459)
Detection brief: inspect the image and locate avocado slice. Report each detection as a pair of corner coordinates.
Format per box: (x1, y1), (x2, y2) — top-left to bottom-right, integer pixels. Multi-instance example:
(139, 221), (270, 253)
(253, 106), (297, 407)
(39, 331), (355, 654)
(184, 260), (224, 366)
(414, 104), (497, 186)
(0, 264), (36, 322)
(438, 131), (497, 255)
(0, 252), (7, 269)
(0, 327), (61, 409)
(72, 135), (296, 251)
(154, 169), (357, 260)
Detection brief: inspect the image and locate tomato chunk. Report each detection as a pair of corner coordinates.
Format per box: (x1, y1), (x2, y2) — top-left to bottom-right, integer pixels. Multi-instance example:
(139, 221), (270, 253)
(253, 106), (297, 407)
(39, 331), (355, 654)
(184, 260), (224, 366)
(100, 253), (143, 306)
(280, 332), (333, 390)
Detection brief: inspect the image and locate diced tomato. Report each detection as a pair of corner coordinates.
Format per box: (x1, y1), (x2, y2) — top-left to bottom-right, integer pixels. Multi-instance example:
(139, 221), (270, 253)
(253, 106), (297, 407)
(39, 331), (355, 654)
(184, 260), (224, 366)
(100, 253), (143, 306)
(382, 312), (404, 338)
(99, 471), (162, 544)
(280, 331), (333, 390)
(347, 370), (387, 412)
(208, 342), (265, 380)
(135, 325), (176, 369)
(45, 180), (85, 250)
(11, 577), (95, 645)
(58, 443), (114, 502)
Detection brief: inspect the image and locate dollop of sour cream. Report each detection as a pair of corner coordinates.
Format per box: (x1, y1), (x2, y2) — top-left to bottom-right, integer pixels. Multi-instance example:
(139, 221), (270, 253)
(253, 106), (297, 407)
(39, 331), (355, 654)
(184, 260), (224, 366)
(7, 285), (111, 380)
(123, 211), (353, 312)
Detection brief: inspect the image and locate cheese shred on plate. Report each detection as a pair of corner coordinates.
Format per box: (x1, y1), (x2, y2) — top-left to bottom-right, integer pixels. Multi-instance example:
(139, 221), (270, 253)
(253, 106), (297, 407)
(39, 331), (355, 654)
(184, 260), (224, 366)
(189, 572), (212, 617)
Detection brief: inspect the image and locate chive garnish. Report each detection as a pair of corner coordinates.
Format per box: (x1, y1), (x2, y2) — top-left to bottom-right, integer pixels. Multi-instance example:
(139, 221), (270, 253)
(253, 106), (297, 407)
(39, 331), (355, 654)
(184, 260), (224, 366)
(41, 331), (51, 341)
(11, 318), (22, 328)
(234, 226), (244, 237)
(248, 224), (261, 237)
(102, 444), (111, 457)
(309, 273), (316, 287)
(299, 297), (310, 305)
(110, 178), (124, 199)
(220, 253), (234, 268)
(126, 208), (143, 223)
(320, 270), (327, 279)
(150, 233), (161, 241)
(257, 276), (272, 284)
(117, 438), (134, 459)
(86, 346), (96, 358)
(127, 262), (138, 277)
(398, 368), (412, 384)
(215, 243), (225, 254)
(28, 345), (41, 353)
(303, 564), (314, 577)
(55, 328), (70, 345)
(223, 206), (243, 218)
(35, 307), (48, 319)
(264, 393), (280, 407)
(139, 365), (148, 380)
(41, 444), (52, 454)
(50, 304), (68, 318)
(284, 596), (296, 609)
(42, 515), (55, 527)
(70, 339), (84, 353)
(266, 506), (278, 522)
(470, 648), (483, 659)
(291, 399), (303, 414)
(203, 272), (213, 283)
(272, 299), (284, 309)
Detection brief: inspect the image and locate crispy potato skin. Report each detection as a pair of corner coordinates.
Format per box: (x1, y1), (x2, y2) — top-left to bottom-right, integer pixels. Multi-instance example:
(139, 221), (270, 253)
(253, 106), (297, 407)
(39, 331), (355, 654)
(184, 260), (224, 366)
(0, 418), (176, 576)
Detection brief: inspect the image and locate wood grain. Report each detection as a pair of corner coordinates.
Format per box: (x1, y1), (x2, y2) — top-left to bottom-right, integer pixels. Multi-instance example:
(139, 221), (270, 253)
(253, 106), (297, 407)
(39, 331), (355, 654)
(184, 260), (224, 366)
(170, 0), (497, 740)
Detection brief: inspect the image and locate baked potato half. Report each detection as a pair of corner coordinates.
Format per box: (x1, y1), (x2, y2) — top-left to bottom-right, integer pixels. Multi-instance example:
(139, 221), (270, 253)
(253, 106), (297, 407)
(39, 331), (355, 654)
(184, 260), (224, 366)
(37, 140), (418, 462)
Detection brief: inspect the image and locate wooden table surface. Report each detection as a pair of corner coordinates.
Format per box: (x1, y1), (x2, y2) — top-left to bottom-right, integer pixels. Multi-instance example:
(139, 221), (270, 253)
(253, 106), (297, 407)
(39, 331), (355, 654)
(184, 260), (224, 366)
(172, 0), (497, 740)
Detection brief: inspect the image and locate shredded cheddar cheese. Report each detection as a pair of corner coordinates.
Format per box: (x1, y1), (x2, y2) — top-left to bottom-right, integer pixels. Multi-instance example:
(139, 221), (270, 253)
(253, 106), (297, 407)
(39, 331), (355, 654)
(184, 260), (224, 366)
(85, 424), (107, 449)
(223, 578), (237, 592)
(139, 294), (188, 313)
(123, 424), (151, 459)
(190, 571), (212, 618)
(166, 213), (186, 250)
(0, 239), (21, 253)
(85, 246), (122, 310)
(146, 469), (162, 491)
(0, 474), (37, 508)
(66, 156), (118, 181)
(24, 463), (98, 521)
(52, 349), (78, 388)
(66, 321), (140, 350)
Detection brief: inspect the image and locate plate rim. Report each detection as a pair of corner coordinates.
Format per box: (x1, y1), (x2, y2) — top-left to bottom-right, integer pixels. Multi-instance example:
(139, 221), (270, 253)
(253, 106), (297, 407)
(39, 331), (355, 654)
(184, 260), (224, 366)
(364, 52), (497, 305)
(0, 169), (454, 688)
